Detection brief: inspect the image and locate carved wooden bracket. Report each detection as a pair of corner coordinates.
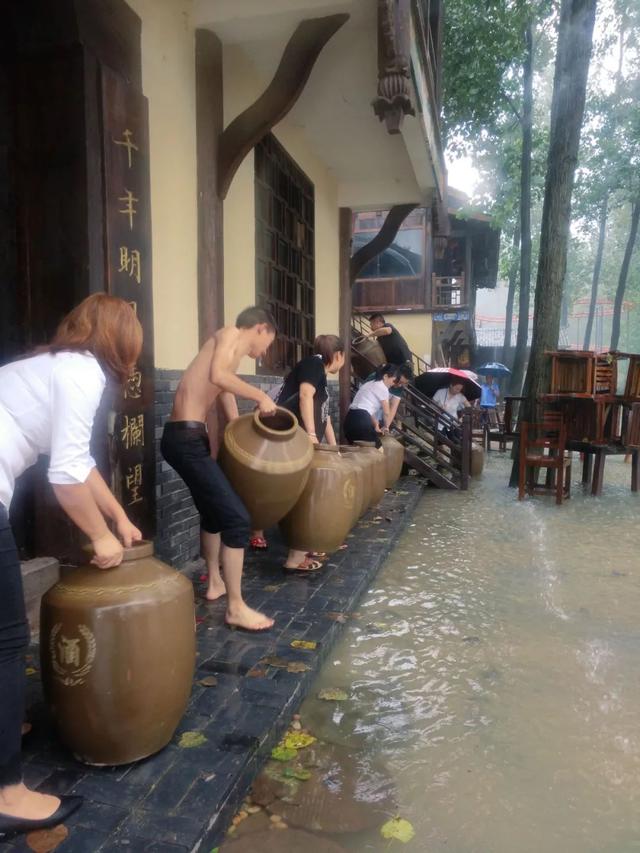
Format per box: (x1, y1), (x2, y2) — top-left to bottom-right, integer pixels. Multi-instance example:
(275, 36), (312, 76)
(218, 13), (349, 199)
(350, 203), (418, 283)
(372, 0), (415, 134)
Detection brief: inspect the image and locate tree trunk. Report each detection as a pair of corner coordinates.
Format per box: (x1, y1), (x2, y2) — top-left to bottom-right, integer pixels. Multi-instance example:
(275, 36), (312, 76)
(502, 224), (520, 365)
(583, 194), (608, 350)
(610, 200), (640, 351)
(510, 0), (598, 485)
(508, 23), (534, 395)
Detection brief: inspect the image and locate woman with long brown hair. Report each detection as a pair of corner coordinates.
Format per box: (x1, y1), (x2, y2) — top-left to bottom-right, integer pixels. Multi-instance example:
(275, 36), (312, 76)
(0, 294), (143, 839)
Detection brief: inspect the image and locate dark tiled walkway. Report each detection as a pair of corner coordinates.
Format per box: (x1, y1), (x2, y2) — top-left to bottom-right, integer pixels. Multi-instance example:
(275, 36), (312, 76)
(6, 479), (424, 852)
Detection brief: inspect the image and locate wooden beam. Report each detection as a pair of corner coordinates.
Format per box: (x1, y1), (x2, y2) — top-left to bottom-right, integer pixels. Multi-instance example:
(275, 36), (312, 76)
(350, 203), (417, 283)
(339, 207), (353, 440)
(196, 29), (224, 344)
(218, 13), (349, 199)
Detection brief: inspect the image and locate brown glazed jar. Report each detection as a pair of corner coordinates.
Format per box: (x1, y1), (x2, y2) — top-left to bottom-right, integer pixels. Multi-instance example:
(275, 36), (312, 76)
(351, 338), (385, 380)
(40, 541), (195, 766)
(279, 446), (359, 553)
(380, 435), (405, 489)
(219, 407), (314, 529)
(471, 442), (485, 477)
(353, 443), (387, 506)
(339, 446), (371, 517)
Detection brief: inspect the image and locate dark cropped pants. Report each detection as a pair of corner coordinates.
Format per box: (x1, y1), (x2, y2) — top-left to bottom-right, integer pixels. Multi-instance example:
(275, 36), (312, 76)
(0, 504), (29, 788)
(161, 421), (251, 549)
(344, 408), (382, 448)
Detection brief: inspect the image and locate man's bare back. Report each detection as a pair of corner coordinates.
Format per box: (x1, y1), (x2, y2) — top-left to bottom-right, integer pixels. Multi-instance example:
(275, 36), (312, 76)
(170, 325), (276, 423)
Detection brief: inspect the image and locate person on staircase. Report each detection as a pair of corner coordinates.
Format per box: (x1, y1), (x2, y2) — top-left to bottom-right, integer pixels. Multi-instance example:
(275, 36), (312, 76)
(344, 366), (400, 448)
(364, 313), (412, 367)
(250, 334), (345, 573)
(0, 295), (144, 840)
(365, 363), (413, 428)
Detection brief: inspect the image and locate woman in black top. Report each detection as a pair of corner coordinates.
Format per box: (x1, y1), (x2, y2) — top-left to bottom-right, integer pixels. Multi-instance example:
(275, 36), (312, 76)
(251, 335), (345, 572)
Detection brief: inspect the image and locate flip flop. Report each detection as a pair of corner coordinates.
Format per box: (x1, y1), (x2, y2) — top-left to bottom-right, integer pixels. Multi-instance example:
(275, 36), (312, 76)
(225, 618), (273, 633)
(307, 551), (327, 559)
(250, 536), (268, 550)
(283, 558), (323, 574)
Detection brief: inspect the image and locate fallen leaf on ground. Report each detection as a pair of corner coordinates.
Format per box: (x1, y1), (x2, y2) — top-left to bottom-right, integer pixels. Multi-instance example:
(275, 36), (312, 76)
(263, 656), (289, 668)
(197, 675), (218, 687)
(199, 574), (208, 582)
(271, 746), (297, 762)
(247, 666), (267, 678)
(317, 688), (348, 701)
(395, 490), (409, 495)
(286, 661), (310, 673)
(26, 825), (69, 853)
(25, 667), (37, 676)
(283, 732), (316, 750)
(178, 731), (207, 748)
(195, 616), (206, 625)
(380, 817), (415, 843)
(264, 584), (281, 592)
(325, 612), (348, 623)
(291, 640), (317, 650)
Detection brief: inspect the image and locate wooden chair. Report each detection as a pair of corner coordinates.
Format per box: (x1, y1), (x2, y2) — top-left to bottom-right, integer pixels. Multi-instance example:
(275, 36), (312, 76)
(518, 412), (572, 505)
(488, 395), (525, 452)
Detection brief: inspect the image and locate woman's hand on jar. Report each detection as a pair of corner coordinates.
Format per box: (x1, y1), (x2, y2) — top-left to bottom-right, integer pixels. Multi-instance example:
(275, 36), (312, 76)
(91, 530), (124, 569)
(116, 516), (143, 548)
(308, 432), (319, 444)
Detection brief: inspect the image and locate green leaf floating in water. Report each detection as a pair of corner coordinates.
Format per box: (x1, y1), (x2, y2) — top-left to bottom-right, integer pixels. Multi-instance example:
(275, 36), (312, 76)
(178, 731), (207, 748)
(291, 640), (317, 650)
(282, 767), (312, 781)
(283, 732), (316, 750)
(380, 817), (415, 843)
(271, 746), (297, 762)
(318, 688), (348, 701)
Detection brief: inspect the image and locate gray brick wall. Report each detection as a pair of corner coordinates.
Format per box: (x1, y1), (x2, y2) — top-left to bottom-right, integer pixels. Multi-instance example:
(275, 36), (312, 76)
(154, 370), (341, 567)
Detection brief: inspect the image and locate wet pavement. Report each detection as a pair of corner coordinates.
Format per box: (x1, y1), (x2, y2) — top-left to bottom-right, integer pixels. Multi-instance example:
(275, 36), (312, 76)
(7, 478), (423, 852)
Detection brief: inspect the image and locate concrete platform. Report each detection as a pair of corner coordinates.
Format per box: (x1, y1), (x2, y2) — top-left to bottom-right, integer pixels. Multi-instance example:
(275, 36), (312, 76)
(7, 478), (423, 852)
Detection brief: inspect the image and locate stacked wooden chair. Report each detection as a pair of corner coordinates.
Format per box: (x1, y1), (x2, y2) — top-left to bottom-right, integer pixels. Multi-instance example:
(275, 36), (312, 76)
(518, 411), (572, 505)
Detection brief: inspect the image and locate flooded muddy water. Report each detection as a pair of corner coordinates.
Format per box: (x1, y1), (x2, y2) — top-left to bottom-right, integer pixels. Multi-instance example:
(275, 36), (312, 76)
(290, 455), (640, 852)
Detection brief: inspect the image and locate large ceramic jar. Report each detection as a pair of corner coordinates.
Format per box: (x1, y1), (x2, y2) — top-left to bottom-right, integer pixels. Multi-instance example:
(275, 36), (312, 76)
(40, 541), (195, 766)
(339, 446), (371, 518)
(380, 435), (405, 489)
(351, 337), (385, 380)
(279, 446), (359, 553)
(353, 443), (387, 506)
(219, 407), (314, 529)
(471, 442), (485, 477)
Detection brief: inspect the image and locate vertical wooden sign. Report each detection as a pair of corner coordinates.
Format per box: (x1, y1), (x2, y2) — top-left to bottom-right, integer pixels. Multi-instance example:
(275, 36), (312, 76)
(101, 65), (155, 537)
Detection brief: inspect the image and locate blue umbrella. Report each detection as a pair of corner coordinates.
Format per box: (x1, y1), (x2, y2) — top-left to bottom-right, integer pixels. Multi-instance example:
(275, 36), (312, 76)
(476, 362), (511, 377)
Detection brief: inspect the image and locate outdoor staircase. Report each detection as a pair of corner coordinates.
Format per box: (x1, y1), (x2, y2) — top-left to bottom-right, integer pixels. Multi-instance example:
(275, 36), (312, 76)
(350, 318), (470, 490)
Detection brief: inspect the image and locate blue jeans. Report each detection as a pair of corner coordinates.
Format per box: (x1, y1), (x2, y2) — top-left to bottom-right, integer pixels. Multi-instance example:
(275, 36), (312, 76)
(0, 504), (29, 788)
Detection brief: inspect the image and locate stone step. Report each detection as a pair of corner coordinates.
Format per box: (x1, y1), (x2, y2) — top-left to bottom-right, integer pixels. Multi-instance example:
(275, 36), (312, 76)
(21, 557), (60, 639)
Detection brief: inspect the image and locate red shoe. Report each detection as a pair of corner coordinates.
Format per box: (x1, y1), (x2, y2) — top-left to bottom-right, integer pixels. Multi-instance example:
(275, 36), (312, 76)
(250, 536), (268, 550)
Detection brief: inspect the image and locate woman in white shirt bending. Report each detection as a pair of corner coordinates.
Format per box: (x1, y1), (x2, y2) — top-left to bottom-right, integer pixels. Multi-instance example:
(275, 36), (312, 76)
(344, 366), (399, 448)
(432, 382), (471, 437)
(0, 295), (143, 840)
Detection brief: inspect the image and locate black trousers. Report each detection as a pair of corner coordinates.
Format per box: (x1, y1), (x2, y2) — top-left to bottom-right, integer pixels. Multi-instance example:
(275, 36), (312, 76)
(161, 421), (251, 549)
(344, 408), (381, 448)
(0, 504), (29, 788)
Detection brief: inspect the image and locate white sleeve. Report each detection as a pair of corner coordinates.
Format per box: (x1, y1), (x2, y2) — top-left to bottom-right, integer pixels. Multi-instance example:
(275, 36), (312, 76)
(432, 388), (445, 405)
(377, 384), (390, 403)
(47, 357), (105, 486)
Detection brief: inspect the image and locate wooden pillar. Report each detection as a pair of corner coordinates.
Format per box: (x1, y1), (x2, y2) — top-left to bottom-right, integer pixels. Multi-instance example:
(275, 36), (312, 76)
(631, 450), (639, 493)
(339, 207), (353, 441)
(591, 449), (606, 496)
(196, 29), (224, 343)
(581, 451), (593, 484)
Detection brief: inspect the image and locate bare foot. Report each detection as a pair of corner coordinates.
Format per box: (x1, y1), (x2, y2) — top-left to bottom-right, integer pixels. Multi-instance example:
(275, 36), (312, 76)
(205, 578), (227, 601)
(225, 603), (274, 631)
(0, 783), (60, 821)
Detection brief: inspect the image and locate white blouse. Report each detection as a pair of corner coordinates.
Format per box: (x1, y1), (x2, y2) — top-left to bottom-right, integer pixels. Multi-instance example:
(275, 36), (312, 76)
(0, 351), (106, 510)
(350, 379), (390, 417)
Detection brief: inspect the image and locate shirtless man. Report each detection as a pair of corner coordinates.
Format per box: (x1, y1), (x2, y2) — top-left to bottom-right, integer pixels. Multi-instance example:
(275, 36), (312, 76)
(161, 306), (277, 631)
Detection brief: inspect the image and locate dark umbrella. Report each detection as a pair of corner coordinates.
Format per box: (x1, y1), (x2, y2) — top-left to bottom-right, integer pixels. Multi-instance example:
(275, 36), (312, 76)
(414, 367), (482, 401)
(476, 362), (511, 377)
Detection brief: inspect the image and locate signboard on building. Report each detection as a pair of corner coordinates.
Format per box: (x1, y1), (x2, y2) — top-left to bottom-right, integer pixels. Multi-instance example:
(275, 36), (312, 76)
(101, 66), (155, 537)
(434, 310), (470, 322)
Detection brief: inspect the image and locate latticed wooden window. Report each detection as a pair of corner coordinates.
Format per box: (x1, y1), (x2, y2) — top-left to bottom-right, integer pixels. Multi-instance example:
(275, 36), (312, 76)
(255, 134), (315, 375)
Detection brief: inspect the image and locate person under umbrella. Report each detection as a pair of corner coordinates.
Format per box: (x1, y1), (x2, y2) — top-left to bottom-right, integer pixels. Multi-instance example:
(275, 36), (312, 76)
(476, 362), (511, 427)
